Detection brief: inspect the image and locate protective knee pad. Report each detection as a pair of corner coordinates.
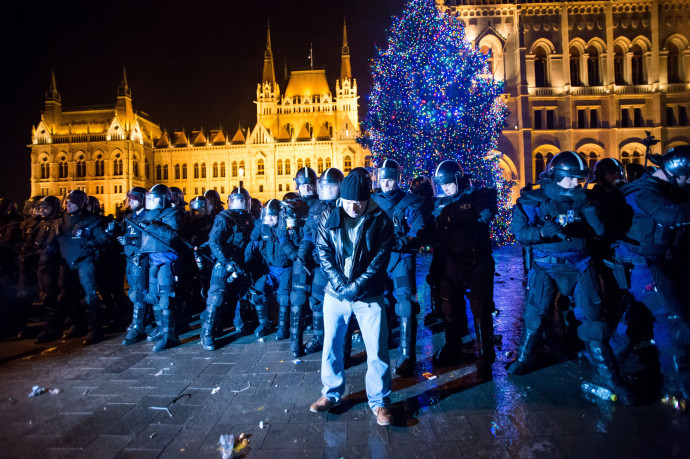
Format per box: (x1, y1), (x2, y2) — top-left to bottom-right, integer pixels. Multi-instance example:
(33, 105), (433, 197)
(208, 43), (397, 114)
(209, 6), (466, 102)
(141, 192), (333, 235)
(577, 319), (610, 343)
(250, 291), (268, 306)
(308, 295), (323, 313)
(290, 291), (307, 308)
(394, 299), (414, 318)
(129, 288), (145, 304)
(278, 294), (290, 309)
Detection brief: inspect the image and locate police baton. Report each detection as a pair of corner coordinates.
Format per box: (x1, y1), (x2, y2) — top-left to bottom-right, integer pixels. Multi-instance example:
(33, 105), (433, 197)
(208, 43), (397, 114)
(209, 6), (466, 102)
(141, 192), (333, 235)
(125, 218), (214, 264)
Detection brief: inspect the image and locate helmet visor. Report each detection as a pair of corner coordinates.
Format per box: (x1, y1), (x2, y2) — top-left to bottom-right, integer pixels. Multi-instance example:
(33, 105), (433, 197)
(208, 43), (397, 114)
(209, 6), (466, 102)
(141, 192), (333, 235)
(145, 193), (165, 210)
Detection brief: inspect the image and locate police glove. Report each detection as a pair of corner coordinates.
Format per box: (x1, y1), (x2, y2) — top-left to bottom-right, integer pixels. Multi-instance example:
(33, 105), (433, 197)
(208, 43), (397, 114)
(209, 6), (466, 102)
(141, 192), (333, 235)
(540, 221), (563, 238)
(116, 236), (125, 246)
(477, 209), (493, 225)
(225, 261), (239, 273)
(338, 282), (360, 302)
(80, 241), (97, 251)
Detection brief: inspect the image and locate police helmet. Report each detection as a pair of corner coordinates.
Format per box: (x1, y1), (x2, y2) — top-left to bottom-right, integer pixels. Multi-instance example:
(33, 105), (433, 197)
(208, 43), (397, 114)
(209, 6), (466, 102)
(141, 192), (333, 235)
(148, 184), (172, 201)
(146, 184), (172, 210)
(434, 160), (463, 185)
(593, 157), (625, 184)
(294, 167), (318, 186)
(228, 187), (251, 211)
(318, 167), (344, 201)
(261, 198), (282, 225)
(377, 159), (403, 183)
(66, 190), (88, 209)
(127, 186), (147, 201)
(282, 192), (300, 204)
(189, 196), (209, 211)
(543, 151), (589, 182)
(86, 196), (101, 214)
(38, 196), (61, 217)
(170, 187), (187, 207)
(22, 196), (43, 217)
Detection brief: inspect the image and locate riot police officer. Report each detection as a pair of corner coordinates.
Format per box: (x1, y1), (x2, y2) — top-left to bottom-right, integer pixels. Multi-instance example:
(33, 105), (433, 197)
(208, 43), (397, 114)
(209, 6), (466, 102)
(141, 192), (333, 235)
(430, 160), (497, 378)
(371, 159), (431, 376)
(117, 187), (150, 345)
(14, 197), (45, 337)
(0, 199), (23, 338)
(292, 167), (346, 353)
(614, 146), (690, 410)
(32, 197), (62, 343)
(204, 190), (225, 217)
(170, 187), (187, 212)
(139, 185), (183, 352)
(39, 190), (110, 344)
(200, 187), (254, 350)
(283, 167), (319, 357)
(246, 199), (292, 338)
(508, 151), (635, 403)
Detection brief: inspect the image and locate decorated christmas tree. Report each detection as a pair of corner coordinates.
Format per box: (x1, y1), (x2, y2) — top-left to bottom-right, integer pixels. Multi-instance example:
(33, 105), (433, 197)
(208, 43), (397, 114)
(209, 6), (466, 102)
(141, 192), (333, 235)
(360, 0), (513, 243)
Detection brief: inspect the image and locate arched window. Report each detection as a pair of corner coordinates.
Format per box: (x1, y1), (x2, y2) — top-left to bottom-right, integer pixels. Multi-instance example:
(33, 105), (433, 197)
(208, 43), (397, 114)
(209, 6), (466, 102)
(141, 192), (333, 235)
(325, 157), (331, 169)
(257, 159), (265, 176)
(201, 162), (207, 178)
(621, 151), (631, 165)
(194, 163), (199, 179)
(588, 152), (598, 170)
(284, 159), (291, 175)
(232, 161), (238, 177)
(480, 44), (495, 75)
(76, 155), (86, 178)
(163, 164), (169, 180)
(182, 163), (188, 179)
(145, 158), (150, 179)
(534, 153), (545, 179)
(631, 44), (644, 85)
(534, 47), (548, 88)
(113, 153), (123, 176)
(239, 161), (246, 176)
(212, 162), (218, 178)
(632, 151), (642, 164)
(277, 159), (283, 175)
(305, 158), (311, 169)
(175, 164), (181, 180)
(156, 164), (162, 180)
(297, 158), (303, 170)
(305, 122), (313, 137)
(365, 155), (373, 169)
(668, 43), (682, 84)
(587, 45), (600, 86)
(343, 155), (352, 173)
(58, 156), (68, 178)
(569, 47), (581, 86)
(317, 158), (324, 174)
(220, 162), (226, 178)
(614, 46), (626, 85)
(546, 152), (554, 166)
(95, 155), (105, 177)
(133, 157), (139, 178)
(41, 158), (50, 179)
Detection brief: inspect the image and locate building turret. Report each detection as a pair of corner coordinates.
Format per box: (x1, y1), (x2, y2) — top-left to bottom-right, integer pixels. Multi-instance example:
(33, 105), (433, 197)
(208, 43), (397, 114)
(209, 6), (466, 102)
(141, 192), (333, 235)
(43, 69), (62, 128)
(340, 18), (352, 82)
(116, 66), (134, 126)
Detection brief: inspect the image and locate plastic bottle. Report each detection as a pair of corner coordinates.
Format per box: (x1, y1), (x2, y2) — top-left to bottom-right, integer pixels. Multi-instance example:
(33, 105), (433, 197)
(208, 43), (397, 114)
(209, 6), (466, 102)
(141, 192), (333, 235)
(581, 382), (618, 402)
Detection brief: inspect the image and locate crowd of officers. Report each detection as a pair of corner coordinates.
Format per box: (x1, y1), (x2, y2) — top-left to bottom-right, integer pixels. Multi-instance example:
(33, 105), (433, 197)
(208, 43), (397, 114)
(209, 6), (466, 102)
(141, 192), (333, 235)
(0, 145), (689, 411)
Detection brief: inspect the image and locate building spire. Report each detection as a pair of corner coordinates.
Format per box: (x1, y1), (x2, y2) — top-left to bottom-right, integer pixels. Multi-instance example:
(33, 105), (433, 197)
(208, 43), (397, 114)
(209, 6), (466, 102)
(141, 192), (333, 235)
(118, 65), (131, 98)
(340, 17), (352, 81)
(45, 68), (61, 102)
(262, 20), (276, 85)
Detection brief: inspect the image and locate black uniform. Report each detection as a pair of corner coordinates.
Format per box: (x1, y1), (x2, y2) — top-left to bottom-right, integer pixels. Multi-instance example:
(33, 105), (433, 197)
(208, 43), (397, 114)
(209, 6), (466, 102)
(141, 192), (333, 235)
(0, 211), (23, 337)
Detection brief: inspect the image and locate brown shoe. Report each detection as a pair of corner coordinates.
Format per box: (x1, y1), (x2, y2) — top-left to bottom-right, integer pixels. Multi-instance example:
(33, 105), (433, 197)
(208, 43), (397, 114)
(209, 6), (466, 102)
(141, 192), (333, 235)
(309, 396), (340, 413)
(374, 406), (392, 426)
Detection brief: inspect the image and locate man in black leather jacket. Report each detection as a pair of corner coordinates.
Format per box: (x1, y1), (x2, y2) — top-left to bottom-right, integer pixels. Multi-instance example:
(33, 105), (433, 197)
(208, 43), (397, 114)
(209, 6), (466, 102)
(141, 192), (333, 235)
(310, 172), (395, 427)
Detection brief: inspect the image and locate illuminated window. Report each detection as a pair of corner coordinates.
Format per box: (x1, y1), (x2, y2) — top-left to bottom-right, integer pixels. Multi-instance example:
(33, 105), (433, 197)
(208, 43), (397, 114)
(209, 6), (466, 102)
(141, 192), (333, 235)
(239, 161), (245, 175)
(325, 157), (331, 169)
(163, 164), (169, 180)
(317, 158), (324, 173)
(284, 159), (291, 175)
(297, 158), (303, 169)
(257, 159), (265, 176)
(76, 155), (86, 178)
(182, 163), (188, 179)
(175, 164), (181, 180)
(277, 159), (283, 175)
(201, 162), (207, 178)
(232, 161), (238, 177)
(113, 155), (123, 176)
(156, 164), (162, 180)
(40, 158), (49, 179)
(58, 156), (68, 178)
(588, 152), (598, 169)
(95, 157), (104, 176)
(213, 162), (218, 178)
(587, 45), (600, 86)
(220, 162), (226, 178)
(133, 157), (139, 177)
(259, 185), (264, 192)
(305, 158), (311, 169)
(286, 184), (290, 191)
(279, 184), (283, 192)
(343, 155), (352, 173)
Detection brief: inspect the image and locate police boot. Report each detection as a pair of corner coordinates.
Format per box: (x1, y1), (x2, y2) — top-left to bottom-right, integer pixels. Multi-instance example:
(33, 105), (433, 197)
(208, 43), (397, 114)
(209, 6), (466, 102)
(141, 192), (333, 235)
(152, 308), (179, 352)
(275, 301), (290, 340)
(506, 328), (539, 375)
(199, 307), (217, 351)
(82, 294), (105, 345)
(659, 346), (689, 412)
(62, 312), (88, 339)
(304, 310), (324, 354)
(395, 316), (417, 377)
(289, 304), (304, 358)
(35, 300), (63, 344)
(434, 321), (475, 367)
(254, 303), (274, 338)
(587, 341), (637, 405)
(474, 318), (495, 380)
(122, 303), (147, 345)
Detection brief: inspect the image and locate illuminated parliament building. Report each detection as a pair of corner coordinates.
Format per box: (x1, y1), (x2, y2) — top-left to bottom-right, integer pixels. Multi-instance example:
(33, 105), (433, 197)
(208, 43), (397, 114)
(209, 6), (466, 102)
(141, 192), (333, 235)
(29, 23), (367, 215)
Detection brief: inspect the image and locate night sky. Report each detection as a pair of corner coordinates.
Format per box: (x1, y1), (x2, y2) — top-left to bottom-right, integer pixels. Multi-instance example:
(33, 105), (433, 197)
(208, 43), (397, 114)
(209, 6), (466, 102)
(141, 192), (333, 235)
(0, 0), (405, 204)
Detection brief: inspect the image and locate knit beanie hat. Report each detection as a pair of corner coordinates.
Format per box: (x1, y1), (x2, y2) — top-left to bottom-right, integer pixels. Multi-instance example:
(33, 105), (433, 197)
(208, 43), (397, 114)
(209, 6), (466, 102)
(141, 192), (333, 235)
(340, 172), (371, 201)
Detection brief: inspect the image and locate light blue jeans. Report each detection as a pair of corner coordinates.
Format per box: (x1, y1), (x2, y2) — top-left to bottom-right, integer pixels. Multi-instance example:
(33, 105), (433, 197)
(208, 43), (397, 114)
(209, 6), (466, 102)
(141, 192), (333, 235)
(321, 292), (392, 412)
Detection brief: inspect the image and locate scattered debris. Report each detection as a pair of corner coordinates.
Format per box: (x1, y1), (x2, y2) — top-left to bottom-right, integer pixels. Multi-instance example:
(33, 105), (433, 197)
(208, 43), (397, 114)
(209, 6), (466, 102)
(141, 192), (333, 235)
(41, 347), (58, 355)
(172, 393), (191, 404)
(153, 370), (164, 377)
(83, 390), (89, 395)
(218, 433), (235, 459)
(149, 433), (157, 439)
(258, 338), (266, 342)
(49, 388), (60, 395)
(292, 359), (302, 364)
(28, 386), (46, 397)
(211, 387), (221, 395)
(259, 420), (264, 429)
(230, 381), (251, 394)
(422, 372), (438, 381)
(149, 406), (172, 417)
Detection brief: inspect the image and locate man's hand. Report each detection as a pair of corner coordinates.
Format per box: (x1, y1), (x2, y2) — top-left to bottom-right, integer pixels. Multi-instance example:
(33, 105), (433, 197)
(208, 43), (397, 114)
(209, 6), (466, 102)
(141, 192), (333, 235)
(540, 221), (563, 238)
(477, 209), (493, 225)
(116, 236), (125, 245)
(338, 282), (360, 302)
